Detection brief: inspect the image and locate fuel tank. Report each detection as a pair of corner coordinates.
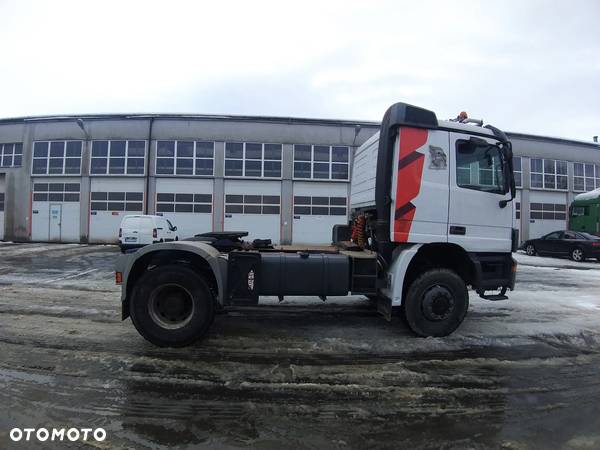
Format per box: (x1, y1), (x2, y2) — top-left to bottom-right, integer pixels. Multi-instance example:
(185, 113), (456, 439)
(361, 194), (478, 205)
(258, 252), (350, 296)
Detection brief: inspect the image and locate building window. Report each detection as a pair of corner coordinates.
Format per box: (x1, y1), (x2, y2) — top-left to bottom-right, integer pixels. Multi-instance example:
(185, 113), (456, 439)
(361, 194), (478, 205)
(1, 143), (23, 167)
(530, 202), (566, 220)
(32, 141), (82, 175)
(0, 192), (4, 211)
(513, 156), (522, 188)
(156, 193), (212, 213)
(224, 142), (282, 178)
(33, 183), (80, 202)
(90, 192), (144, 211)
(293, 196), (347, 216)
(90, 140), (146, 175)
(293, 145), (350, 181)
(574, 163), (600, 192)
(530, 158), (567, 190)
(515, 201), (520, 220)
(225, 194), (280, 214)
(156, 141), (214, 176)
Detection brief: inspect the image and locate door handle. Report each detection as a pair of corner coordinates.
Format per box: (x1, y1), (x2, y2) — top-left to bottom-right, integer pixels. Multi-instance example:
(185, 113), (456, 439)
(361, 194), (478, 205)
(450, 226), (466, 235)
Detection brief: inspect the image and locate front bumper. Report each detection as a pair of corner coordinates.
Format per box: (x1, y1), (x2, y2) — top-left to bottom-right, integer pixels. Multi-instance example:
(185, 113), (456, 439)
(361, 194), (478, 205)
(469, 252), (516, 292)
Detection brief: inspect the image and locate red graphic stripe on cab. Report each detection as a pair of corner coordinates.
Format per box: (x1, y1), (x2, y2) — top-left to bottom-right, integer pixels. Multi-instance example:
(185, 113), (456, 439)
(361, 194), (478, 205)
(393, 127), (428, 242)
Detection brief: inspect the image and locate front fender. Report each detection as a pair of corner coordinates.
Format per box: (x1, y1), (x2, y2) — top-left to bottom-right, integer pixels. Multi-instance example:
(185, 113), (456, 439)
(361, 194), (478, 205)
(379, 244), (422, 307)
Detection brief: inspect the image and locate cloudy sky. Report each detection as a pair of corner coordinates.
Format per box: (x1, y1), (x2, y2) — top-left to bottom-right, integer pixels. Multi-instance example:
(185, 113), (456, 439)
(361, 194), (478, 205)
(1, 0), (599, 141)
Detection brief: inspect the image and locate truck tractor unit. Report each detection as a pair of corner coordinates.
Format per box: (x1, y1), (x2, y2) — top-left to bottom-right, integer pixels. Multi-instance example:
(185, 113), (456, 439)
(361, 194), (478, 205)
(115, 102), (518, 347)
(569, 188), (600, 236)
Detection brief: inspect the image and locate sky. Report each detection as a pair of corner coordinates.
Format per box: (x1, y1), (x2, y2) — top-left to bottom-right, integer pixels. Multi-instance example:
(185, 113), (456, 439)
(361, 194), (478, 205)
(0, 0), (599, 141)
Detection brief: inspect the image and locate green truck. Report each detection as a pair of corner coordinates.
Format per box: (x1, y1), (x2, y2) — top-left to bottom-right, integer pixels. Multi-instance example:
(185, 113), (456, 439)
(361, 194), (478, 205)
(570, 188), (600, 236)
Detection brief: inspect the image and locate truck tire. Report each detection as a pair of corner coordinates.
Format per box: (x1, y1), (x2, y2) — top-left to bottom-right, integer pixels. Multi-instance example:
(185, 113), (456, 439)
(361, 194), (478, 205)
(403, 268), (469, 337)
(130, 264), (215, 347)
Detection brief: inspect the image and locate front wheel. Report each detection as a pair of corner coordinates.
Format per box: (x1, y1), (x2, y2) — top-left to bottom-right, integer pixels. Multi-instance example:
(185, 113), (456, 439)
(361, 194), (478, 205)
(526, 244), (536, 256)
(570, 247), (585, 262)
(403, 269), (469, 337)
(130, 264), (215, 347)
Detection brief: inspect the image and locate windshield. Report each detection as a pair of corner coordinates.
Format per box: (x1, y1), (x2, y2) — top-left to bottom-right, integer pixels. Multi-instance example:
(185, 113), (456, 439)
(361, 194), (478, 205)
(456, 139), (506, 194)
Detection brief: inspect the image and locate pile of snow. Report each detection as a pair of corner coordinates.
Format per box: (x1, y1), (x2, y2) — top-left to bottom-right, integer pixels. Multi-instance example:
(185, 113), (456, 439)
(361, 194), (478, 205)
(574, 188), (600, 201)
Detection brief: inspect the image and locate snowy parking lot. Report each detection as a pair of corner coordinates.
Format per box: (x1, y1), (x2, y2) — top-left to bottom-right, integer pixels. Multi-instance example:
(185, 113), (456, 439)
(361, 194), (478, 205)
(1, 243), (600, 448)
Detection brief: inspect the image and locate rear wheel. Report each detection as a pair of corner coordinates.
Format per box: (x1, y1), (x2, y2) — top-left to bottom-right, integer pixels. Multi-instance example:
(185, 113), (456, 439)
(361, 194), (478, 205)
(130, 264), (215, 347)
(570, 247), (584, 262)
(403, 269), (469, 337)
(526, 244), (536, 256)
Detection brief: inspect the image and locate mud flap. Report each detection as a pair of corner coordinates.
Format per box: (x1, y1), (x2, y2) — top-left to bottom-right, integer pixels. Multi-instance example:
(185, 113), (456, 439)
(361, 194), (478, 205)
(377, 296), (393, 322)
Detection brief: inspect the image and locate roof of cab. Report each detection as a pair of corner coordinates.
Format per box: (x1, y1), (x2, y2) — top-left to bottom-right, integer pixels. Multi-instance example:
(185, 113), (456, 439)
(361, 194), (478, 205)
(437, 119), (495, 136)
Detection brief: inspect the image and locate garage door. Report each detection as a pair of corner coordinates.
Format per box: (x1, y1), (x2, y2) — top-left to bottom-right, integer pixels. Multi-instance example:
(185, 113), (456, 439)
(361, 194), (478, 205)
(89, 178), (145, 243)
(31, 181), (81, 242)
(292, 182), (348, 244)
(155, 178), (213, 239)
(529, 201), (567, 239)
(90, 191), (145, 243)
(0, 176), (5, 241)
(224, 180), (281, 243)
(527, 192), (568, 240)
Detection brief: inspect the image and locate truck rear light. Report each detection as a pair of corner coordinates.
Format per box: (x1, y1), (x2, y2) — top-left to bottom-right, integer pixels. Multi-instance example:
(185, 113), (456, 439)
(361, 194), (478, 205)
(115, 272), (122, 285)
(153, 228), (157, 238)
(119, 228), (122, 238)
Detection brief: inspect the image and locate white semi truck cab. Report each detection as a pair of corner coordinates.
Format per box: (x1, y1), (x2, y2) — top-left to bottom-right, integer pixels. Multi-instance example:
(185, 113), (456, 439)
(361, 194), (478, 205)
(116, 102), (518, 347)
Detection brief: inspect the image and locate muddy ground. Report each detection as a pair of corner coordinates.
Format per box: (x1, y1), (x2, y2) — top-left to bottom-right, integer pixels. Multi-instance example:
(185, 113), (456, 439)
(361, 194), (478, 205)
(1, 243), (600, 449)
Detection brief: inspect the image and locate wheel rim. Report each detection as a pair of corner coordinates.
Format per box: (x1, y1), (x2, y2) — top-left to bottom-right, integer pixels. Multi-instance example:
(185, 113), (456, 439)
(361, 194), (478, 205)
(421, 284), (455, 321)
(148, 283), (194, 329)
(526, 245), (535, 256)
(572, 249), (583, 261)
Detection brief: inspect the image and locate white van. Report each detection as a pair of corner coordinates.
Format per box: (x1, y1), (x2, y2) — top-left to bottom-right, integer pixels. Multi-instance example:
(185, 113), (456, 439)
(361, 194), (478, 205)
(119, 215), (179, 251)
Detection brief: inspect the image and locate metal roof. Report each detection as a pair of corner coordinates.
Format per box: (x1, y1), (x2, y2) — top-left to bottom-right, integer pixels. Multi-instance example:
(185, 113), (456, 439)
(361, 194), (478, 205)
(506, 131), (600, 149)
(0, 112), (381, 128)
(0, 111), (596, 149)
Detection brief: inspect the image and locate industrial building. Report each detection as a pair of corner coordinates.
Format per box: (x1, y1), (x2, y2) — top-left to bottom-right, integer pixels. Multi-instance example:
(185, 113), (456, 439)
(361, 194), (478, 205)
(0, 112), (598, 244)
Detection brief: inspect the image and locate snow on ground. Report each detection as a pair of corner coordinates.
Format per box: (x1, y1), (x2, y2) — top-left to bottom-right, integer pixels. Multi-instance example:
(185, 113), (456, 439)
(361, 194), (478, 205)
(1, 243), (600, 448)
(514, 250), (600, 269)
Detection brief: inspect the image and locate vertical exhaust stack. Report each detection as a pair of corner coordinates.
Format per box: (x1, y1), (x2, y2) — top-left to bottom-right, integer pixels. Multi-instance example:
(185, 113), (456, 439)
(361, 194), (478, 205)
(593, 136), (598, 143)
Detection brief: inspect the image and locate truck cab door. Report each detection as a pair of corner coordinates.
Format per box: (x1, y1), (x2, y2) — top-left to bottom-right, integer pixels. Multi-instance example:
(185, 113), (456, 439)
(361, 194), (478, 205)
(390, 128), (450, 243)
(448, 132), (512, 252)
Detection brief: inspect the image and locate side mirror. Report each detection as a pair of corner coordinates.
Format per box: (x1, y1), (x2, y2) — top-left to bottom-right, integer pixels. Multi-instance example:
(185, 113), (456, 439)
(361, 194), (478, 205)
(173, 226), (177, 231)
(499, 143), (516, 208)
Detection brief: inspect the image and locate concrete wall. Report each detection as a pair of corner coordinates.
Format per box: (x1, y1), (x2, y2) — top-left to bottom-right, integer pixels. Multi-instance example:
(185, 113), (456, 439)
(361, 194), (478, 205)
(0, 115), (378, 243)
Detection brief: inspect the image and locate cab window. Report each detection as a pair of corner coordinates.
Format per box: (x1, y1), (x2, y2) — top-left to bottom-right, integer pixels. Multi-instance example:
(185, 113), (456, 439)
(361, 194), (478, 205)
(456, 139), (505, 194)
(572, 206), (588, 217)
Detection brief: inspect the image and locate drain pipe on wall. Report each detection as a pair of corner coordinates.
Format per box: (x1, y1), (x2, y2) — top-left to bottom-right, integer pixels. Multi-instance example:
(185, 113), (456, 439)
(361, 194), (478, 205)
(145, 117), (154, 214)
